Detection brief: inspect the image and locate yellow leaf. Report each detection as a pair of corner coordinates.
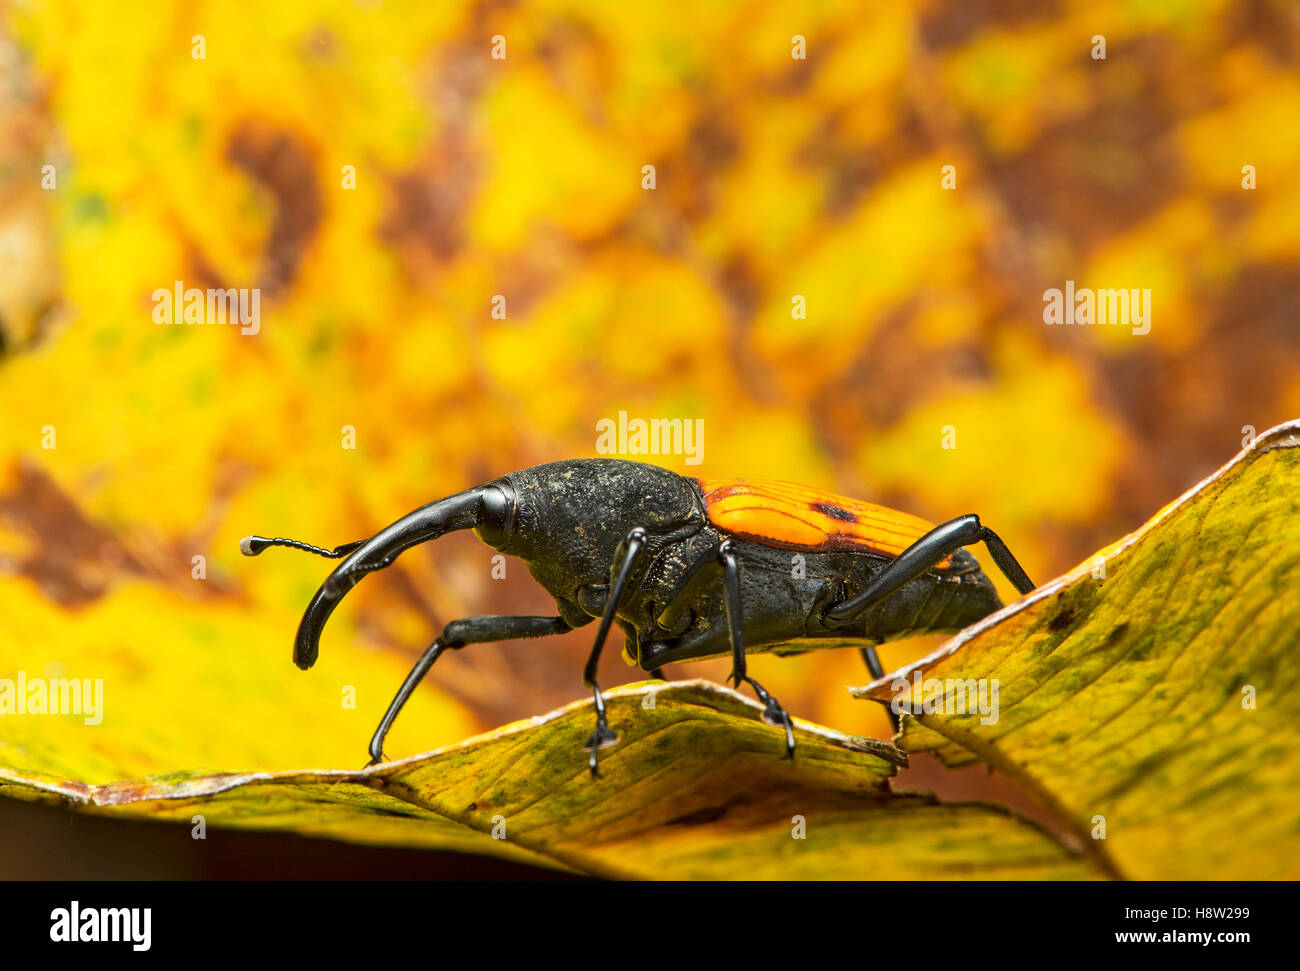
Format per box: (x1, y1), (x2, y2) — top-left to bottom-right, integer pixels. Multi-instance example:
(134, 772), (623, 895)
(0, 681), (1099, 879)
(853, 420), (1300, 880)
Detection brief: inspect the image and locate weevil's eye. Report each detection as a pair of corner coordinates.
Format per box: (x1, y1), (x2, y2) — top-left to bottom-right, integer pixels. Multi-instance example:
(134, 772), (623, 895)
(474, 484), (515, 549)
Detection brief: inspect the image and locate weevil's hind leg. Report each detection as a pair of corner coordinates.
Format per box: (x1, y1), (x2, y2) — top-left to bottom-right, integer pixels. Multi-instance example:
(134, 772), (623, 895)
(825, 514), (1035, 626)
(859, 646), (900, 733)
(365, 615), (574, 767)
(718, 540), (796, 759)
(859, 646), (885, 680)
(582, 527), (650, 777)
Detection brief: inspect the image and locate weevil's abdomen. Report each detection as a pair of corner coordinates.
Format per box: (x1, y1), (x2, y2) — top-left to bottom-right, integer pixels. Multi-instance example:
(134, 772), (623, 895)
(693, 477), (955, 569)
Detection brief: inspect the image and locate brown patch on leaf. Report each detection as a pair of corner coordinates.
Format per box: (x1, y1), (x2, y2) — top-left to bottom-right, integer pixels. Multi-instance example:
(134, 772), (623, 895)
(1221, 0), (1300, 64)
(795, 104), (930, 218)
(1090, 261), (1300, 526)
(807, 299), (992, 461)
(0, 461), (242, 607)
(377, 37), (492, 269)
(226, 123), (322, 295)
(767, 33), (830, 96)
(681, 110), (741, 216)
(0, 461), (147, 606)
(716, 253), (777, 402)
(380, 167), (470, 264)
(918, 0), (1060, 50)
(984, 35), (1199, 258)
(0, 29), (63, 353)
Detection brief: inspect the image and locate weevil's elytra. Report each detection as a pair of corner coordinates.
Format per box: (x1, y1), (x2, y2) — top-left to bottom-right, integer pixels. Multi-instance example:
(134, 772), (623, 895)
(242, 457), (1036, 774)
(692, 476), (957, 566)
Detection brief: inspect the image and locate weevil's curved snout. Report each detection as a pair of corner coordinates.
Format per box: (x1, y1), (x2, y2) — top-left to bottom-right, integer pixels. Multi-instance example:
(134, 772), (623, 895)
(291, 487), (490, 670)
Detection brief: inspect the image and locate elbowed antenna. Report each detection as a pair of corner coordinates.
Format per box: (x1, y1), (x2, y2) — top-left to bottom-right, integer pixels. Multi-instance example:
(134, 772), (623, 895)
(245, 488), (488, 671)
(241, 536), (364, 558)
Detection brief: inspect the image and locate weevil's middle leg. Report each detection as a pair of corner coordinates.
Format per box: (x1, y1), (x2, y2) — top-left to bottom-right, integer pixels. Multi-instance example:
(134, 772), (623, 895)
(718, 540), (796, 758)
(365, 615), (574, 767)
(582, 527), (649, 777)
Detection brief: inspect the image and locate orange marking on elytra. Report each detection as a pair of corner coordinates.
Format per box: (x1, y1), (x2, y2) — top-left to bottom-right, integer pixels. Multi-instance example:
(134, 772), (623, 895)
(693, 477), (954, 568)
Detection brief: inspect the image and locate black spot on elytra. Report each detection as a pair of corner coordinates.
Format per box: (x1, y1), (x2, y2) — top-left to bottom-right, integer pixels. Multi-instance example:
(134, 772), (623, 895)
(1106, 621), (1130, 646)
(1047, 607), (1077, 633)
(813, 502), (857, 523)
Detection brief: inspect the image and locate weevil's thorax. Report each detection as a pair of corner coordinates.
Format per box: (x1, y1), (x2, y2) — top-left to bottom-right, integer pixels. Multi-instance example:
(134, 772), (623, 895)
(485, 459), (705, 614)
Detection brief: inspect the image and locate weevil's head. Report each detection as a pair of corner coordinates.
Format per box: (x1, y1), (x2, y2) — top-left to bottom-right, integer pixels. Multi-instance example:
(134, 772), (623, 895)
(275, 487), (485, 669)
(259, 459), (705, 671)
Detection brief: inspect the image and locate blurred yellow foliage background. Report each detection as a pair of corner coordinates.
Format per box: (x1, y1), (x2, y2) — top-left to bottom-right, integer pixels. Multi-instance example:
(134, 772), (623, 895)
(0, 0), (1297, 781)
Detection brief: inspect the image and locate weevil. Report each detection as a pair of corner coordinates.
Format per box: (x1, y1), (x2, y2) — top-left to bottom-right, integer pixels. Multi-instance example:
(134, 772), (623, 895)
(242, 458), (1035, 773)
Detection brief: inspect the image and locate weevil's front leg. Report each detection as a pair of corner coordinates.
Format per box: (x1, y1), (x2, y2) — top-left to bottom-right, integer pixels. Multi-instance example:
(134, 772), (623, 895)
(366, 615), (575, 767)
(825, 514), (1035, 625)
(718, 540), (796, 758)
(582, 527), (649, 776)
